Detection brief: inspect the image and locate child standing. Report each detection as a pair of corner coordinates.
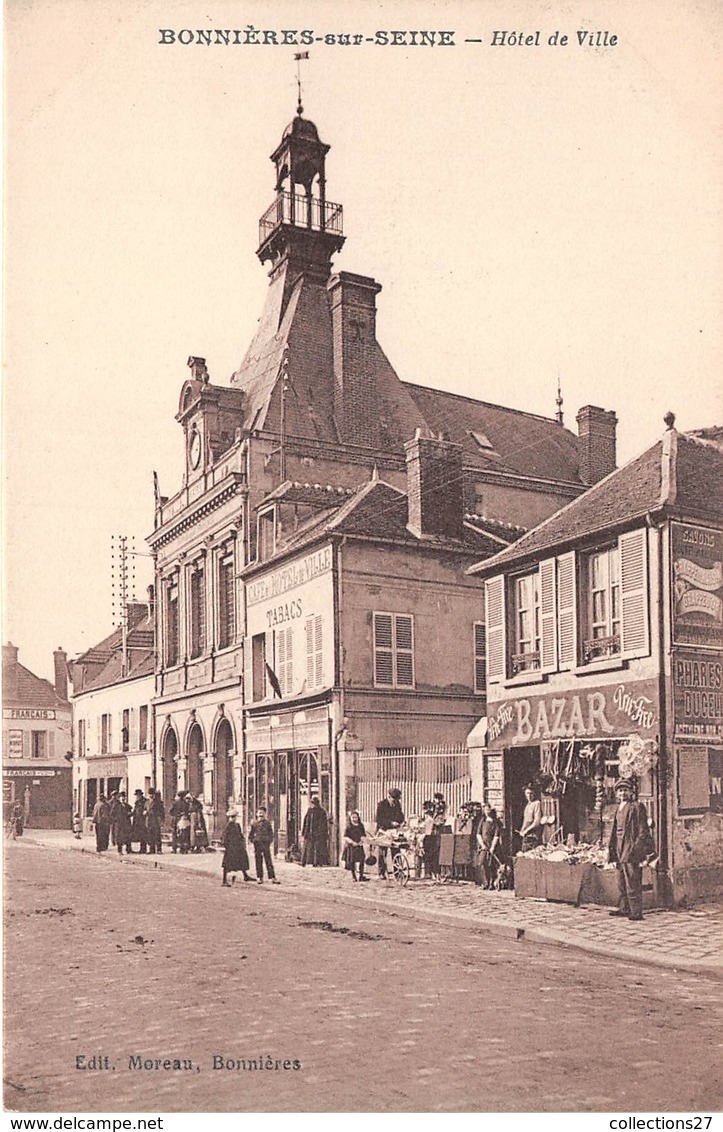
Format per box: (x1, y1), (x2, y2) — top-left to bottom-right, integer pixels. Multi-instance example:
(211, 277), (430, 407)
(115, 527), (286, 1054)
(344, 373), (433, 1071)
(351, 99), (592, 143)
(72, 812), (82, 839)
(248, 807), (280, 884)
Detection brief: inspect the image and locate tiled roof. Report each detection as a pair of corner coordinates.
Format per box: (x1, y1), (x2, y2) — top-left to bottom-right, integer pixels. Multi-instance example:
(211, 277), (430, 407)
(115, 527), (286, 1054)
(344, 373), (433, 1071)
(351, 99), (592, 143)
(69, 611), (155, 693)
(246, 476), (513, 572)
(470, 429), (723, 574)
(2, 662), (70, 710)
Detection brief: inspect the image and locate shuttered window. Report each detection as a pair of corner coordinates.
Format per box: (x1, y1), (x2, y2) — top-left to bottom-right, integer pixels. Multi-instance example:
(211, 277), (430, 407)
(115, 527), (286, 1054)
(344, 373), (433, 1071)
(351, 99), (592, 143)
(539, 558), (558, 672)
(275, 626), (293, 695)
(557, 551), (577, 669)
(306, 615), (324, 689)
(218, 550), (235, 649)
(373, 613), (415, 688)
(485, 577), (506, 683)
(165, 575), (179, 667)
(619, 528), (650, 658)
(189, 562), (206, 659)
(473, 622), (486, 693)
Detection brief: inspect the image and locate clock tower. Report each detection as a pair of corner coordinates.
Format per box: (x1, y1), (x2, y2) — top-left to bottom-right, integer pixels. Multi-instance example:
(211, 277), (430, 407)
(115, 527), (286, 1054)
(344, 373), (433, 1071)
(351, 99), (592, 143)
(176, 356), (245, 480)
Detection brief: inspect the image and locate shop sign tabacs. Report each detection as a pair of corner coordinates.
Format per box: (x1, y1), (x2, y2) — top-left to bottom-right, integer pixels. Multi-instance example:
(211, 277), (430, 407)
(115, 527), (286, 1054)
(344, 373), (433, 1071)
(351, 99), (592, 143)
(671, 522), (723, 649)
(486, 680), (658, 747)
(673, 651), (723, 740)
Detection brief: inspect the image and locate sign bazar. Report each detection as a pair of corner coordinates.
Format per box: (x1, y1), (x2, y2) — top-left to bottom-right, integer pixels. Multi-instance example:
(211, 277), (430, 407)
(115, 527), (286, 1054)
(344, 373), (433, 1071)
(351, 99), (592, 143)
(487, 682), (658, 746)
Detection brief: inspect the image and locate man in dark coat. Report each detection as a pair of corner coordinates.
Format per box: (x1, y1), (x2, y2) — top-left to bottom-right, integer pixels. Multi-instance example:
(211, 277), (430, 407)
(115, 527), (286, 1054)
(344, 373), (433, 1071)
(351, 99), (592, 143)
(145, 788), (165, 854)
(608, 779), (656, 921)
(221, 810), (252, 885)
(112, 792), (133, 855)
(91, 795), (110, 852)
(248, 807), (280, 884)
(131, 789), (148, 853)
(374, 787), (405, 878)
(301, 797), (329, 866)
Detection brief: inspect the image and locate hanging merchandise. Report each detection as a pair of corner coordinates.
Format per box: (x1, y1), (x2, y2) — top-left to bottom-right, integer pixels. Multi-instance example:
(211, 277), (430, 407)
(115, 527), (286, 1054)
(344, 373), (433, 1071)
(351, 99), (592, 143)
(618, 736), (658, 779)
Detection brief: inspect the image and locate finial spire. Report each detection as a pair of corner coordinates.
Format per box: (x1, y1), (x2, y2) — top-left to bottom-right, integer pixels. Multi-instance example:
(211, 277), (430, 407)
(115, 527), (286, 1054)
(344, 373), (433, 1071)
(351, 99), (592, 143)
(555, 376), (564, 425)
(294, 51), (309, 116)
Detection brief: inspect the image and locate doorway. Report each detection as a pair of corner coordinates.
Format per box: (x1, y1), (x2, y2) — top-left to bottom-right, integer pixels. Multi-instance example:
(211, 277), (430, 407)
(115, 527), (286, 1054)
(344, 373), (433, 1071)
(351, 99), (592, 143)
(162, 728), (178, 816)
(187, 723), (204, 798)
(503, 746), (542, 854)
(213, 719), (234, 838)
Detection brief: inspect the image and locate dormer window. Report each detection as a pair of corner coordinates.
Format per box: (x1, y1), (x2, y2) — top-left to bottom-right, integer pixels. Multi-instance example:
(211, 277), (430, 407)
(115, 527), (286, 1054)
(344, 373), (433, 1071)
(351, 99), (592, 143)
(470, 430), (494, 451)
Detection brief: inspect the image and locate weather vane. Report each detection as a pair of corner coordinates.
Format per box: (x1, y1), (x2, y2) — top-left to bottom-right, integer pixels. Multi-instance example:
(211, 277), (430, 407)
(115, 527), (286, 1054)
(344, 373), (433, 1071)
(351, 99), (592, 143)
(294, 50), (309, 116)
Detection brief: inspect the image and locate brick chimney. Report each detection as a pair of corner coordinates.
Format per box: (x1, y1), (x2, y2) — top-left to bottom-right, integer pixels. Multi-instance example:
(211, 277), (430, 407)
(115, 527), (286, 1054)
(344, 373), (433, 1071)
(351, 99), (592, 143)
(576, 405), (617, 485)
(53, 648), (68, 702)
(327, 271), (382, 447)
(3, 642), (19, 702)
(405, 431), (465, 540)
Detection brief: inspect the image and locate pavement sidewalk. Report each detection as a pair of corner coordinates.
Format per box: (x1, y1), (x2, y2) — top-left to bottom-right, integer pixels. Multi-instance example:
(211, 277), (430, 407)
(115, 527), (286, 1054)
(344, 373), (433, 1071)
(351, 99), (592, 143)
(16, 828), (723, 979)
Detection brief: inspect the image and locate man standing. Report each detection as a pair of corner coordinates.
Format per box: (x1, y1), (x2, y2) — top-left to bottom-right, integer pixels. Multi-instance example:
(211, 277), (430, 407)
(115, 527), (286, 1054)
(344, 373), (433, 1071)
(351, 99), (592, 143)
(608, 778), (655, 921)
(301, 796), (329, 867)
(145, 788), (165, 854)
(374, 787), (405, 878)
(248, 806), (280, 884)
(91, 794), (111, 853)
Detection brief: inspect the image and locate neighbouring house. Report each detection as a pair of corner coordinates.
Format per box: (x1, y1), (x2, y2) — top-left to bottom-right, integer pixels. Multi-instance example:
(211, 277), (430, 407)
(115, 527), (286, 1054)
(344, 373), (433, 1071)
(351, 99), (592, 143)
(2, 643), (72, 829)
(468, 418), (723, 905)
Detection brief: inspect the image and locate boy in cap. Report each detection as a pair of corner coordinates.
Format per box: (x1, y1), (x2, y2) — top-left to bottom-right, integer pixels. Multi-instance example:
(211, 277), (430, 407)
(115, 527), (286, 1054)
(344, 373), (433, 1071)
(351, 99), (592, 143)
(607, 778), (656, 921)
(248, 807), (280, 884)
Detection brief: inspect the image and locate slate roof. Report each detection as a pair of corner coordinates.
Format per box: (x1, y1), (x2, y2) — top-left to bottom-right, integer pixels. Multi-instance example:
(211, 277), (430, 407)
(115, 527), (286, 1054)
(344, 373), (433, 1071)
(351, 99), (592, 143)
(229, 271), (585, 485)
(470, 429), (723, 575)
(2, 660), (70, 711)
(69, 609), (155, 693)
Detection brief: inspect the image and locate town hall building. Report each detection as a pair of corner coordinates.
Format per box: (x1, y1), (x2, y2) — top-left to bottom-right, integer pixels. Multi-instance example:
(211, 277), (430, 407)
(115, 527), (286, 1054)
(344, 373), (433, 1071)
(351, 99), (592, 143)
(148, 103), (619, 851)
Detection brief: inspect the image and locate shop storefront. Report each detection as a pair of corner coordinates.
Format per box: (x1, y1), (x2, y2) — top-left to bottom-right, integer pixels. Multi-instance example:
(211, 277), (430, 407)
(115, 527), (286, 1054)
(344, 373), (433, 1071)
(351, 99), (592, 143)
(475, 677), (664, 905)
(245, 703), (335, 859)
(3, 765), (73, 830)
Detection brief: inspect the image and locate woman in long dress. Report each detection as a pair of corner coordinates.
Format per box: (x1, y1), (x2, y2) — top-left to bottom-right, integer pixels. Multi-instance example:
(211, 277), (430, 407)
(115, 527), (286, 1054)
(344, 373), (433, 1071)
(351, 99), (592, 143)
(342, 811), (369, 882)
(221, 810), (252, 885)
(188, 795), (208, 852)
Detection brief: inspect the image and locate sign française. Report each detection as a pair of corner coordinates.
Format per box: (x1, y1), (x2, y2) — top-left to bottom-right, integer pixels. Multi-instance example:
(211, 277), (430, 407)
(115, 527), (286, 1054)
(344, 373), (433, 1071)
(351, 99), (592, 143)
(3, 708), (56, 720)
(487, 680), (659, 747)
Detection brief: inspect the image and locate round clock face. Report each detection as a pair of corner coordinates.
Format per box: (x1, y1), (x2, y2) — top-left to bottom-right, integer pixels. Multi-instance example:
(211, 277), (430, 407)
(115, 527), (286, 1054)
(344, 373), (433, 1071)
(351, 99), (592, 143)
(189, 429), (202, 470)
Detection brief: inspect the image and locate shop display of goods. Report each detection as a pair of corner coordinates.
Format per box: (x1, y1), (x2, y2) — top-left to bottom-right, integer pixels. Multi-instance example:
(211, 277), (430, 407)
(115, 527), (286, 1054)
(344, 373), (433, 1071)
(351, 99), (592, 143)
(517, 840), (612, 868)
(618, 735), (658, 778)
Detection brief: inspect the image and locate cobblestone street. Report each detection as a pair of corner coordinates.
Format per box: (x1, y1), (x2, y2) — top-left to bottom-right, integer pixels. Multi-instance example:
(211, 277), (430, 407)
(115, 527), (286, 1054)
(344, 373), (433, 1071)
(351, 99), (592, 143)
(4, 838), (723, 1113)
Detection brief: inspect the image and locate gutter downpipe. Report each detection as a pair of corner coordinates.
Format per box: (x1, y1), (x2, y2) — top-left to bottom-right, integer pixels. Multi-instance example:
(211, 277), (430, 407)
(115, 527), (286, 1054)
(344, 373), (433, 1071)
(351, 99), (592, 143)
(332, 536), (347, 861)
(647, 511), (671, 907)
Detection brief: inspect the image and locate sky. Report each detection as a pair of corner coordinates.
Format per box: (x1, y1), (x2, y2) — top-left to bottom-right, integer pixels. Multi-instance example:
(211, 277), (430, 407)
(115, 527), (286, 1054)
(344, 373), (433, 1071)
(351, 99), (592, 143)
(3, 0), (722, 681)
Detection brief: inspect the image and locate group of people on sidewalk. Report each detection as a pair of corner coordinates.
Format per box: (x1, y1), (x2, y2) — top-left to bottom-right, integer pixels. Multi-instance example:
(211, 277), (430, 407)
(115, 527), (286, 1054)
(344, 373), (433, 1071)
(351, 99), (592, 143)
(86, 777), (657, 922)
(168, 791), (209, 854)
(90, 787), (166, 854)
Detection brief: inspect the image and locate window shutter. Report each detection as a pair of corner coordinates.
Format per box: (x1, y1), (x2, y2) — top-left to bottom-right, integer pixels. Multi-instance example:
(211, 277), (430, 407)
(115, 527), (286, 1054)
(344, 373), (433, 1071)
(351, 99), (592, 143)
(395, 615), (414, 687)
(557, 551), (577, 669)
(373, 613), (394, 685)
(485, 576), (506, 683)
(314, 615), (323, 687)
(620, 529), (650, 658)
(306, 618), (315, 687)
(474, 622), (486, 693)
(539, 558), (558, 672)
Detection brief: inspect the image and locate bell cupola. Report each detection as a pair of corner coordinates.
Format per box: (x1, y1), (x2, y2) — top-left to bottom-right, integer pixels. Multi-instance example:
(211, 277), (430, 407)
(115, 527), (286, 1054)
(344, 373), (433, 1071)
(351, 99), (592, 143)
(257, 107), (345, 283)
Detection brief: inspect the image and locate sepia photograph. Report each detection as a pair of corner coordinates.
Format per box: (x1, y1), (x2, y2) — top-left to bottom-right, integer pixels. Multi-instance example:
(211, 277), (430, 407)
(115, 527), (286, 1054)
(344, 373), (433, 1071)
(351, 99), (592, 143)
(3, 0), (722, 1119)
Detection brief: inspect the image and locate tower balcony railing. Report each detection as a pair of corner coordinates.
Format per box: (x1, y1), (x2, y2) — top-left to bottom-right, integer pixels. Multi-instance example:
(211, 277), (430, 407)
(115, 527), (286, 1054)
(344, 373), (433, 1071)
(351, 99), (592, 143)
(258, 191), (343, 244)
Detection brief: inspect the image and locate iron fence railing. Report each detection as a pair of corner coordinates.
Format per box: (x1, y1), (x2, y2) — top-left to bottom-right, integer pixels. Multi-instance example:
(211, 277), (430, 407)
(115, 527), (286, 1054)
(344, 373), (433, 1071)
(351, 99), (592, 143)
(259, 192), (343, 243)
